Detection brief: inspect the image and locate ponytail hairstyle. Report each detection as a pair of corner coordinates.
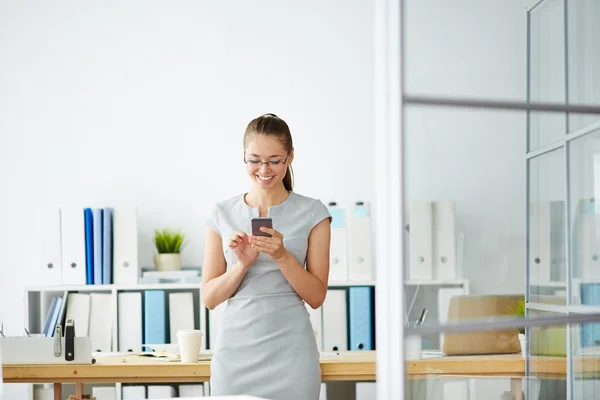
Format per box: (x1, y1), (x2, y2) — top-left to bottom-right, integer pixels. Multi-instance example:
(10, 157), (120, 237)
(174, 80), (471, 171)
(244, 113), (294, 192)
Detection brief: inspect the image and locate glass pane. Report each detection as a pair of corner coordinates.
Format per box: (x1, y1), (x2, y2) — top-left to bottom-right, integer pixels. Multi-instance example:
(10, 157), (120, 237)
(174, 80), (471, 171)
(528, 148), (567, 303)
(528, 0), (567, 151)
(569, 129), (600, 310)
(528, 309), (568, 400)
(573, 316), (600, 398)
(567, 0), (600, 132)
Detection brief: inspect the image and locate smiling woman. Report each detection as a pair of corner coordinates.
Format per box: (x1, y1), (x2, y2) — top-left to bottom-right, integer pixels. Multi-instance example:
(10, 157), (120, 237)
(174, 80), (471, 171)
(200, 113), (332, 400)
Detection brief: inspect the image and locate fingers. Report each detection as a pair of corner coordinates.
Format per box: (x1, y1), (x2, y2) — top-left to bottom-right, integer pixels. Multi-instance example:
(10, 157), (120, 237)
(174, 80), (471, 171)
(229, 229), (248, 248)
(259, 227), (280, 237)
(252, 241), (277, 254)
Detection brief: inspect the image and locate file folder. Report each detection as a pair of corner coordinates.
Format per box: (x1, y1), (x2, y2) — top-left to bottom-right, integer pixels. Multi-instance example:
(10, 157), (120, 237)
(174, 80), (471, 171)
(102, 207), (113, 284)
(529, 201), (551, 282)
(348, 202), (373, 281)
(168, 292), (195, 343)
(39, 207), (63, 285)
(144, 290), (166, 349)
(61, 207), (87, 285)
(93, 208), (104, 285)
(113, 206), (139, 284)
(327, 202), (348, 282)
(179, 384), (205, 397)
(89, 293), (112, 352)
(433, 201), (457, 280)
(84, 208), (94, 285)
(147, 385), (175, 398)
(348, 287), (374, 351)
(118, 292), (143, 352)
(409, 201), (433, 280)
(122, 386), (145, 399)
(322, 289), (348, 351)
(65, 293), (91, 337)
(305, 303), (323, 350)
(92, 386), (116, 400)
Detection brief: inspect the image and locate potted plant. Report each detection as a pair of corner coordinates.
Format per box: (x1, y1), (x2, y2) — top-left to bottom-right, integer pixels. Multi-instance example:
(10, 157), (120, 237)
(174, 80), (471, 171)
(509, 298), (526, 356)
(153, 229), (186, 271)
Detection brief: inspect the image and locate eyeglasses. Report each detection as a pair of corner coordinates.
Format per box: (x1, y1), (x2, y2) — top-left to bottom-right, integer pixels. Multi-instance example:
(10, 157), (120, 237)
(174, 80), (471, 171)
(244, 153), (289, 167)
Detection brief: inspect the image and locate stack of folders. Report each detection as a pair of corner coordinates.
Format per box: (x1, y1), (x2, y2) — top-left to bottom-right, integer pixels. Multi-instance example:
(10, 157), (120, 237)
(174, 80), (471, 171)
(118, 290), (196, 353)
(34, 384), (207, 400)
(40, 291), (112, 353)
(326, 201), (374, 282)
(39, 206), (139, 286)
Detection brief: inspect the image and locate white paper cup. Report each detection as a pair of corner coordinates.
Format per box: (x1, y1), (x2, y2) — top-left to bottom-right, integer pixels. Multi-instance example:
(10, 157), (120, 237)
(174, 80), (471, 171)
(405, 335), (422, 360)
(177, 330), (202, 363)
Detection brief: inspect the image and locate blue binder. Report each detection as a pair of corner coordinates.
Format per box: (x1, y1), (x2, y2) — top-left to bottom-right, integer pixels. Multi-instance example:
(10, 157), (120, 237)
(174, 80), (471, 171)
(580, 283), (600, 347)
(84, 208), (94, 285)
(144, 290), (166, 350)
(93, 209), (103, 285)
(349, 286), (374, 350)
(102, 208), (113, 284)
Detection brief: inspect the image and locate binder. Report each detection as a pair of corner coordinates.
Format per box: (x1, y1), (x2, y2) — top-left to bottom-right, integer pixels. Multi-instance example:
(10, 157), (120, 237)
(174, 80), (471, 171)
(433, 201), (456, 280)
(92, 387), (116, 400)
(348, 287), (374, 351)
(168, 292), (195, 343)
(39, 207), (62, 285)
(33, 387), (54, 400)
(580, 283), (600, 347)
(322, 289), (348, 351)
(409, 201), (433, 280)
(102, 207), (113, 284)
(42, 297), (57, 336)
(327, 202), (348, 282)
(93, 208), (104, 285)
(305, 303), (323, 350)
(179, 384), (205, 397)
(122, 386), (145, 399)
(65, 293), (91, 337)
(113, 206), (139, 284)
(89, 293), (112, 352)
(348, 202), (373, 281)
(118, 292), (143, 352)
(147, 385), (175, 398)
(529, 201), (551, 282)
(61, 208), (87, 285)
(84, 208), (94, 285)
(356, 382), (376, 400)
(208, 301), (227, 350)
(144, 290), (166, 349)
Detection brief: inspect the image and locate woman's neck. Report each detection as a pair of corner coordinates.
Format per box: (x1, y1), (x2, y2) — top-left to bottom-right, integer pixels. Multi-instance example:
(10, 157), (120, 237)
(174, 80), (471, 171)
(246, 185), (290, 208)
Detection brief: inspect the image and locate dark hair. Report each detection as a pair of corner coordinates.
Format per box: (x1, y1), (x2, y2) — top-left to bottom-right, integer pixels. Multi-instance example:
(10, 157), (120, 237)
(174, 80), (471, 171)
(244, 113), (294, 191)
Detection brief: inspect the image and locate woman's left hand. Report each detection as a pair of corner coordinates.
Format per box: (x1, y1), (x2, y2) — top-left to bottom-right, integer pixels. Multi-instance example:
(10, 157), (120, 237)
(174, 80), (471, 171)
(249, 227), (289, 262)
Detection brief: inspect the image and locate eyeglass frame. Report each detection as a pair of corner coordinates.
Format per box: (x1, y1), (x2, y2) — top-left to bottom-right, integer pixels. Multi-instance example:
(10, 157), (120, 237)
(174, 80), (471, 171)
(244, 152), (290, 168)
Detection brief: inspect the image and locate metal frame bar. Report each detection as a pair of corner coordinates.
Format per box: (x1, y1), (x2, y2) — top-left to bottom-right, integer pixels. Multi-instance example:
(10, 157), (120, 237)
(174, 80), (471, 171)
(525, 120), (600, 160)
(528, 302), (600, 314)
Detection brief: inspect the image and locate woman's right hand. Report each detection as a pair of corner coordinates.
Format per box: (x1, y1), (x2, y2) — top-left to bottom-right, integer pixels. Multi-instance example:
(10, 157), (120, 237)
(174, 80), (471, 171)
(229, 229), (259, 269)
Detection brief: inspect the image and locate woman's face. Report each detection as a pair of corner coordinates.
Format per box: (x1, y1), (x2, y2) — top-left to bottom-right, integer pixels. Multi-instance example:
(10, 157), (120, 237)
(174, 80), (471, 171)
(244, 134), (292, 189)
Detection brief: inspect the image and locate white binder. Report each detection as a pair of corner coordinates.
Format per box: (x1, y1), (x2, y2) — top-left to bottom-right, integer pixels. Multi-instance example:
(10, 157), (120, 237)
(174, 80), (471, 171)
(148, 385), (175, 398)
(118, 292), (143, 352)
(179, 384), (205, 397)
(113, 206), (139, 285)
(356, 382), (377, 400)
(60, 207), (87, 285)
(39, 207), (63, 285)
(529, 201), (551, 282)
(305, 303), (323, 350)
(348, 202), (373, 281)
(65, 293), (91, 337)
(33, 388), (53, 400)
(322, 289), (348, 351)
(409, 201), (433, 280)
(433, 201), (457, 280)
(327, 202), (348, 282)
(122, 385), (146, 399)
(208, 301), (227, 350)
(169, 292), (195, 343)
(92, 387), (116, 400)
(89, 293), (112, 352)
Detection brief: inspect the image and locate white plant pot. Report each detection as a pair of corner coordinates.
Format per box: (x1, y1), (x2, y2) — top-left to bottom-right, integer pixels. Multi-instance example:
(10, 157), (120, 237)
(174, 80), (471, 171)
(154, 253), (182, 271)
(518, 333), (526, 357)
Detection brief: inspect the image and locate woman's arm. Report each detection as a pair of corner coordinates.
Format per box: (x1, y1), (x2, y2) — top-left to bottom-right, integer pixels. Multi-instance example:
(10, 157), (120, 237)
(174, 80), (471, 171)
(200, 227), (250, 310)
(250, 218), (331, 309)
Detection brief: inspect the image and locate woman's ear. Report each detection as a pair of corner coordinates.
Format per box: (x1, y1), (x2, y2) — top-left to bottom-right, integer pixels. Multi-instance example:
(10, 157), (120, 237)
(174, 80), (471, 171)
(288, 146), (295, 164)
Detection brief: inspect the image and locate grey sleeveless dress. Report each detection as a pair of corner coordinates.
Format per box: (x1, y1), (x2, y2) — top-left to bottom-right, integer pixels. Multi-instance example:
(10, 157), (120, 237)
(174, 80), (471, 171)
(206, 192), (331, 400)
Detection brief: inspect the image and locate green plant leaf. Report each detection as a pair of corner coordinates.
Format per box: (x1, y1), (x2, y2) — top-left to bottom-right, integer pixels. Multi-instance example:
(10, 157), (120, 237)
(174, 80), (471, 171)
(153, 229), (186, 254)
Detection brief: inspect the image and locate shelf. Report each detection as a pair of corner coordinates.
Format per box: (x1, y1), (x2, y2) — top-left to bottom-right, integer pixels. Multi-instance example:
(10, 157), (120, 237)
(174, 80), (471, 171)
(25, 283), (203, 292)
(405, 279), (468, 286)
(328, 281), (376, 287)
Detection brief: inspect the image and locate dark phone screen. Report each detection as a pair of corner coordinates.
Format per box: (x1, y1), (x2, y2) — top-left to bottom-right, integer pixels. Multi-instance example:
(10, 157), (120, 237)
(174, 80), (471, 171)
(251, 218), (273, 237)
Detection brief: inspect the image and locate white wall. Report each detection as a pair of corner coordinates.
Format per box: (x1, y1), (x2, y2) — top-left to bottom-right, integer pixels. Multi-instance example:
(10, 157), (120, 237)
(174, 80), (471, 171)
(403, 0), (530, 295)
(0, 2), (374, 395)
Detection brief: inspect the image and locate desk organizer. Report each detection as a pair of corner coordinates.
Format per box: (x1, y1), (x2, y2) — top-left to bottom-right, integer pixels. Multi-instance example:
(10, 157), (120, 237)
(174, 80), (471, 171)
(0, 336), (92, 364)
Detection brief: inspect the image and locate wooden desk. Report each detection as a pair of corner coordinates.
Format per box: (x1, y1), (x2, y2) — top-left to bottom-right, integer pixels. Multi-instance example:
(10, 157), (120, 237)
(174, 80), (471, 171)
(3, 351), (376, 400)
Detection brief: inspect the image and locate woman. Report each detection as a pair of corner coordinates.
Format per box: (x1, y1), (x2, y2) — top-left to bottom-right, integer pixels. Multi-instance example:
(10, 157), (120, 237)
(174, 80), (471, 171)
(201, 113), (332, 400)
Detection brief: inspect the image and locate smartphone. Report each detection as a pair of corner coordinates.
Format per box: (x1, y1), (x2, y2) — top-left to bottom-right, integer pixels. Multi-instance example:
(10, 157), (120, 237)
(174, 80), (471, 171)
(251, 217), (273, 237)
